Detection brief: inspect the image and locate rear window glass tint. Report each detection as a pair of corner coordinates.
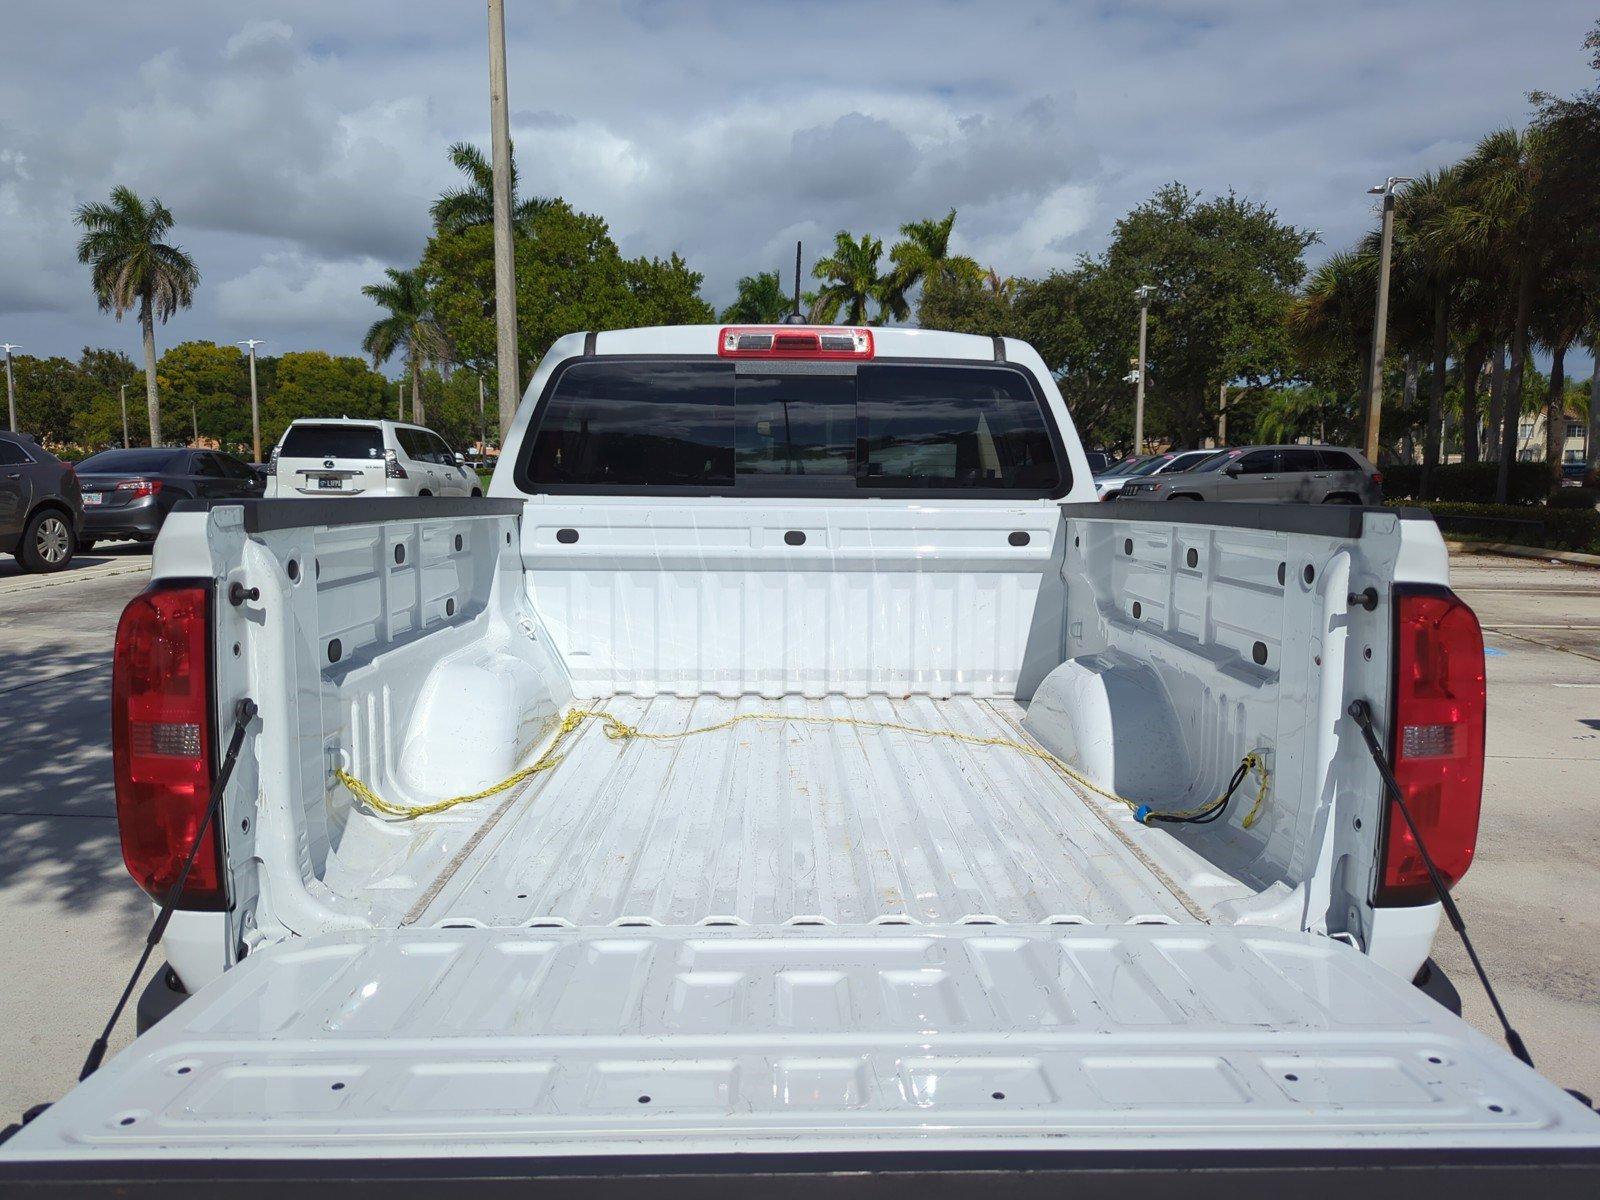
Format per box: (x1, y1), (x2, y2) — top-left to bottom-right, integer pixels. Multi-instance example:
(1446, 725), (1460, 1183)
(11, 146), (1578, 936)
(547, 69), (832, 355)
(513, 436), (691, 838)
(525, 361), (734, 487)
(1318, 449), (1359, 471)
(78, 449), (183, 472)
(521, 360), (1062, 495)
(280, 424), (383, 459)
(0, 441), (32, 466)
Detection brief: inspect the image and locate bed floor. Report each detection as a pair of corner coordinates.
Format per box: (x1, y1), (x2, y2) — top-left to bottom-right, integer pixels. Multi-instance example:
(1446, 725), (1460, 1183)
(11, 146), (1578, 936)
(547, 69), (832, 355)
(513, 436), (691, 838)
(412, 694), (1205, 928)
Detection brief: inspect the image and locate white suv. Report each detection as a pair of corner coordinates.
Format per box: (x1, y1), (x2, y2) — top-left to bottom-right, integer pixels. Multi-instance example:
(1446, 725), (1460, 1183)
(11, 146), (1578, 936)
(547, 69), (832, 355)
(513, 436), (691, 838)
(265, 418), (481, 499)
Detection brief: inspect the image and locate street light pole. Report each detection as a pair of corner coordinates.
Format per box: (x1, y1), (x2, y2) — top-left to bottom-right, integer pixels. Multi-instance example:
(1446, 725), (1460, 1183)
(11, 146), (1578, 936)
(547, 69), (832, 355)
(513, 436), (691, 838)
(1132, 286), (1152, 454)
(2, 343), (18, 432)
(397, 380), (404, 421)
(119, 383), (131, 447)
(238, 339), (265, 463)
(487, 0), (522, 444)
(1364, 177), (1412, 462)
(477, 374), (487, 454)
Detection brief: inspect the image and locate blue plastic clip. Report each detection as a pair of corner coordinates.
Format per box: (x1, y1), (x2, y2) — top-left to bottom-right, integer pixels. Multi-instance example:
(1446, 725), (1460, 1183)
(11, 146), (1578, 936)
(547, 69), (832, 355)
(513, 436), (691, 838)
(1134, 804), (1152, 824)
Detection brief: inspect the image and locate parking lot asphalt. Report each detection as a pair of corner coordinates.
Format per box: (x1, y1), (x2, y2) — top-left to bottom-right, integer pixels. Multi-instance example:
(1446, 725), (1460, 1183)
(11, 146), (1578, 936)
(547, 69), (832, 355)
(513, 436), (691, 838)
(0, 546), (1596, 1120)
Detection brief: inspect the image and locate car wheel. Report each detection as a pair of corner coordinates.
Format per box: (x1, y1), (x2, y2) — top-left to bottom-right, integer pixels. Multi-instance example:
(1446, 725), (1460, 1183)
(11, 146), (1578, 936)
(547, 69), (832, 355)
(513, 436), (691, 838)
(17, 510), (75, 573)
(76, 538), (97, 554)
(1321, 493), (1360, 505)
(418, 489), (432, 497)
(471, 488), (483, 497)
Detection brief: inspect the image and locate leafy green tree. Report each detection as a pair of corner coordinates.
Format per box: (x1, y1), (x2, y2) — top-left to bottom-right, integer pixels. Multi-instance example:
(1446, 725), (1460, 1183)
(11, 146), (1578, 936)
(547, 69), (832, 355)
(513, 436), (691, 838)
(424, 199), (713, 381)
(810, 231), (889, 325)
(882, 210), (981, 321)
(157, 341), (248, 452)
(263, 351), (391, 446)
(362, 267), (451, 426)
(430, 141), (551, 235)
(720, 270), (791, 323)
(9, 355), (93, 448)
(73, 187), (199, 446)
(915, 269), (1017, 338)
(73, 347), (144, 449)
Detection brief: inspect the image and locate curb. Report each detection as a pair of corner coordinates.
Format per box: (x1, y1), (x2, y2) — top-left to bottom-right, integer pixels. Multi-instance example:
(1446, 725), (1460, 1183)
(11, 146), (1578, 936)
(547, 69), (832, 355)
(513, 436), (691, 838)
(1445, 540), (1600, 569)
(0, 561), (152, 597)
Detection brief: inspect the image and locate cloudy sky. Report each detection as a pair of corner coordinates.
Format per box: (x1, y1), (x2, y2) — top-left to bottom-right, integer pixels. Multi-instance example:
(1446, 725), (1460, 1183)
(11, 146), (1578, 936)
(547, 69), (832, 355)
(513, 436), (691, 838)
(2, 1), (1595, 371)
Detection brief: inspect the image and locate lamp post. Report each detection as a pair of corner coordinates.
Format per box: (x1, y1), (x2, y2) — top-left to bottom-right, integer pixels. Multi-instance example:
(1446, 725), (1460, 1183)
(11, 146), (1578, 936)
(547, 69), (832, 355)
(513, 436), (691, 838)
(487, 0), (521, 444)
(238, 339), (265, 463)
(119, 383), (132, 447)
(1364, 177), (1412, 462)
(2, 343), (18, 432)
(1132, 286), (1152, 454)
(397, 380), (404, 421)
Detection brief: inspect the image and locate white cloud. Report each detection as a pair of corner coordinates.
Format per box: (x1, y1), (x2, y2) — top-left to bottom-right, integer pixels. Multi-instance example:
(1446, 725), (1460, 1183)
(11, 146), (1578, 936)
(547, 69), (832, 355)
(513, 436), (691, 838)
(0, 0), (1595, 368)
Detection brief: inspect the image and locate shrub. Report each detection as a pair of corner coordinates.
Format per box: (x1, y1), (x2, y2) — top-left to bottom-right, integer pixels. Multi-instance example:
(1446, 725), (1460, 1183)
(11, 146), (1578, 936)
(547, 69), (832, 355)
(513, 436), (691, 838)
(1546, 487), (1600, 510)
(1381, 461), (1551, 506)
(1392, 500), (1600, 552)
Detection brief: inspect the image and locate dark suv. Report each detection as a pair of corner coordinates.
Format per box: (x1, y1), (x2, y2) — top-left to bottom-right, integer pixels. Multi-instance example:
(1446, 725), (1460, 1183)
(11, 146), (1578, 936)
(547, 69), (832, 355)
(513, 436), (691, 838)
(0, 431), (83, 572)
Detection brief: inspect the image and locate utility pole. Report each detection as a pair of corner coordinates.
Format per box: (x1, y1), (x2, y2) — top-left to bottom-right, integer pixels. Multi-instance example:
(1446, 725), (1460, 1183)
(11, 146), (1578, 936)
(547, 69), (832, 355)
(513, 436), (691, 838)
(397, 380), (404, 422)
(477, 374), (487, 454)
(1217, 382), (1228, 445)
(487, 0), (521, 441)
(238, 339), (265, 462)
(119, 383), (131, 447)
(2, 343), (18, 432)
(1364, 177), (1411, 462)
(1132, 286), (1152, 454)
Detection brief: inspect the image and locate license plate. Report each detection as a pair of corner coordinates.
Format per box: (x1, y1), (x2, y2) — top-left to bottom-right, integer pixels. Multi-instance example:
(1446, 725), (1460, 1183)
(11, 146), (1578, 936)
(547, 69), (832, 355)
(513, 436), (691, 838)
(316, 477), (342, 490)
(83, 493), (102, 506)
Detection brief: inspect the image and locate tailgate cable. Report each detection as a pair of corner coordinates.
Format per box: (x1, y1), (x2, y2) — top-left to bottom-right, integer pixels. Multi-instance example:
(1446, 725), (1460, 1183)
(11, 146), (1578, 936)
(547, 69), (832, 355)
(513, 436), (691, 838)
(77, 698), (258, 1082)
(335, 706), (1270, 829)
(1347, 698), (1535, 1069)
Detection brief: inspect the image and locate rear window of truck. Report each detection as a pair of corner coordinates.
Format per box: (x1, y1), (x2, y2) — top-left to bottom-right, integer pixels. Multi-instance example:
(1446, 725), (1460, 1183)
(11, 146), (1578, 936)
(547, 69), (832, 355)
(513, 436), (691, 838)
(280, 424), (383, 459)
(519, 360), (1065, 497)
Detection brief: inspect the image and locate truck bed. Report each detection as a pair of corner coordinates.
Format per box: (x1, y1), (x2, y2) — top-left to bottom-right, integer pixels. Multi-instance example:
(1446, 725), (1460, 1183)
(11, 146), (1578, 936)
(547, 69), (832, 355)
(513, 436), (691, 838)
(407, 695), (1210, 929)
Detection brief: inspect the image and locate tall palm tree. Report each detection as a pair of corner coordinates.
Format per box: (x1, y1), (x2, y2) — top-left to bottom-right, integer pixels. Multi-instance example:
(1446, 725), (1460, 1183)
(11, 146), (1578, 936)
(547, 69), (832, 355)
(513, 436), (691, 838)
(719, 270), (790, 323)
(74, 187), (199, 446)
(1286, 250), (1377, 425)
(430, 141), (552, 235)
(1441, 126), (1572, 500)
(362, 268), (451, 426)
(881, 210), (982, 321)
(810, 231), (888, 325)
(1380, 168), (1462, 488)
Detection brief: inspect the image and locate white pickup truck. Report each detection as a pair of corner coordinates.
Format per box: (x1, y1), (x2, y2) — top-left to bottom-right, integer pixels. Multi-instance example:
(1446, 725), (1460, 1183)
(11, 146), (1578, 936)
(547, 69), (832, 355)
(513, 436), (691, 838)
(5, 324), (1598, 1194)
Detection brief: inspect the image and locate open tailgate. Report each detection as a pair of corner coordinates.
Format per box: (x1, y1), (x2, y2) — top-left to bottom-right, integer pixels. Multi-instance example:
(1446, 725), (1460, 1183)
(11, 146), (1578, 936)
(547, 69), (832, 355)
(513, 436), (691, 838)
(5, 924), (1599, 1194)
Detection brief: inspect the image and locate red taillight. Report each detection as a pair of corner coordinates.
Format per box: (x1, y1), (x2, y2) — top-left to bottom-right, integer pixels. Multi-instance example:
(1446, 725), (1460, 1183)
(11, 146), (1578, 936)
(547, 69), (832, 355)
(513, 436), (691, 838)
(1375, 587), (1486, 906)
(384, 448), (407, 479)
(111, 584), (227, 910)
(1372, 472), (1384, 486)
(116, 478), (162, 498)
(717, 325), (874, 359)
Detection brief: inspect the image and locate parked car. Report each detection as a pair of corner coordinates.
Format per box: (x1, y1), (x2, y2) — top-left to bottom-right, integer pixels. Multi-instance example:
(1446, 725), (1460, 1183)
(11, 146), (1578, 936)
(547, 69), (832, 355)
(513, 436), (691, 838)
(1119, 444), (1382, 504)
(0, 430), (82, 572)
(1084, 448), (1111, 473)
(74, 446), (264, 551)
(266, 418), (480, 499)
(1094, 447), (1222, 499)
(12, 324), (1598, 1182)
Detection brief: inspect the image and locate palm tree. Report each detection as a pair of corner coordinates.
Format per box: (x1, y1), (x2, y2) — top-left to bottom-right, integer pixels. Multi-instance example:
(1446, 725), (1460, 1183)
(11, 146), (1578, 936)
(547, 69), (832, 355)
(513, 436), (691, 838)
(881, 210), (982, 321)
(719, 271), (791, 323)
(1382, 168), (1463, 488)
(430, 141), (552, 235)
(362, 268), (451, 426)
(1287, 250), (1376, 407)
(1440, 126), (1574, 500)
(810, 231), (888, 325)
(74, 187), (199, 446)
(983, 267), (1017, 301)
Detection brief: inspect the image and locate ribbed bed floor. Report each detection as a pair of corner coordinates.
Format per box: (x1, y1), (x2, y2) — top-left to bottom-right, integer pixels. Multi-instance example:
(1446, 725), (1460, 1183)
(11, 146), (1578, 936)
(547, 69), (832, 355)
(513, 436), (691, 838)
(415, 695), (1201, 928)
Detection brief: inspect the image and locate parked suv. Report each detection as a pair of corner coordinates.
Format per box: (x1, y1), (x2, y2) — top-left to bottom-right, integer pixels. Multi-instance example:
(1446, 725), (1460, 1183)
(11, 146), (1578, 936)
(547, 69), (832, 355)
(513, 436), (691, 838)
(1119, 444), (1381, 504)
(0, 431), (82, 572)
(266, 419), (480, 499)
(1094, 447), (1223, 499)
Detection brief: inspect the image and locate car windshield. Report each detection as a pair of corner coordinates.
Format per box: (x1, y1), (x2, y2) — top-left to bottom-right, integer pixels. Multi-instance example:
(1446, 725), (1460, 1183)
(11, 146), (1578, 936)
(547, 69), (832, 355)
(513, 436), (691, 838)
(78, 449), (184, 472)
(1128, 454), (1180, 477)
(1098, 456), (1146, 477)
(1157, 449), (1223, 474)
(1190, 449), (1243, 473)
(279, 424), (384, 459)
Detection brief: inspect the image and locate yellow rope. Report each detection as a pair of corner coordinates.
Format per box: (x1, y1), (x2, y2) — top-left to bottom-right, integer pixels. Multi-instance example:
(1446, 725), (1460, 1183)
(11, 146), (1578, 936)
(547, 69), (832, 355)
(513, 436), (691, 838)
(335, 706), (1269, 827)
